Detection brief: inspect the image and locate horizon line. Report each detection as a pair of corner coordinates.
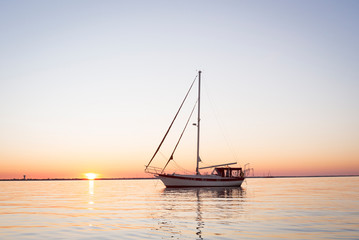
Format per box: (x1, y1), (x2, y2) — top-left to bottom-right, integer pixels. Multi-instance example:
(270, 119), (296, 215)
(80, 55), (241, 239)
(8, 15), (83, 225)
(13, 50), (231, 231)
(1, 174), (359, 181)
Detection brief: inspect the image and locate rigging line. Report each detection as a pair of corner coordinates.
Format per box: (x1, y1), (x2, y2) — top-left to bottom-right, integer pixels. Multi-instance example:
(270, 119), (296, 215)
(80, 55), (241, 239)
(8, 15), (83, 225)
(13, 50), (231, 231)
(161, 100), (198, 173)
(172, 160), (195, 174)
(203, 83), (240, 164)
(145, 74), (198, 170)
(158, 151), (168, 161)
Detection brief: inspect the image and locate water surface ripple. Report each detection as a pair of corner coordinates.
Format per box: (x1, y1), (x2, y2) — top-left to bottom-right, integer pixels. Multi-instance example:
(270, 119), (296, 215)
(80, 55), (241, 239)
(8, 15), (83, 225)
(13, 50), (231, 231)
(0, 177), (358, 239)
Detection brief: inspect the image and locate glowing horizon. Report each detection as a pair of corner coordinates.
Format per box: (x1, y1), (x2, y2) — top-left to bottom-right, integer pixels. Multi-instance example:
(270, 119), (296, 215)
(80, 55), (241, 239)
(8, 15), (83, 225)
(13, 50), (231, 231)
(84, 173), (97, 180)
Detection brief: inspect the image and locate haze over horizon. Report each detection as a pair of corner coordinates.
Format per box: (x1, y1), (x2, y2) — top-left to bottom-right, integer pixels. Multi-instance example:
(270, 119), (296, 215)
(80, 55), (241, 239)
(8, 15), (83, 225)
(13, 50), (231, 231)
(1, 0), (358, 179)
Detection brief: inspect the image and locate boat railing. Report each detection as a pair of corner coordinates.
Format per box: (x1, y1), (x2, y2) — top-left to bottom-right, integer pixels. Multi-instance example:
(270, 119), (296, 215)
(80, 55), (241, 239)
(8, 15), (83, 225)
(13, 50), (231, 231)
(144, 166), (163, 175)
(243, 163), (254, 177)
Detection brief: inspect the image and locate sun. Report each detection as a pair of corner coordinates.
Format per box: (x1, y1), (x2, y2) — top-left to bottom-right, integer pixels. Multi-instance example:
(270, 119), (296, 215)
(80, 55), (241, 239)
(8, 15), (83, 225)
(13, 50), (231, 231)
(85, 173), (97, 180)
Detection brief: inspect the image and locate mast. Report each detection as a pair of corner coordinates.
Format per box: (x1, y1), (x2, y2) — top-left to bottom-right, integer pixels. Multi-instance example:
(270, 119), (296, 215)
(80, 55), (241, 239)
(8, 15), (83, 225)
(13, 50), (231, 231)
(196, 70), (201, 175)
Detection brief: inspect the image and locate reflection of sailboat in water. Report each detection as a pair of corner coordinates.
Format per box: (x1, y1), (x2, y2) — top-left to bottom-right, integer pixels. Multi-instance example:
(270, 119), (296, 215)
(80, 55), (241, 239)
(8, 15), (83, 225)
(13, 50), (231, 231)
(158, 187), (246, 239)
(195, 189), (204, 240)
(145, 71), (250, 187)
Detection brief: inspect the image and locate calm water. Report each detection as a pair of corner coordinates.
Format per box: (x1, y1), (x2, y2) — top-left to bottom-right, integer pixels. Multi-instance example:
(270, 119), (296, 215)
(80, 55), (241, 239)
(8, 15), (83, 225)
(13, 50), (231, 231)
(0, 177), (358, 239)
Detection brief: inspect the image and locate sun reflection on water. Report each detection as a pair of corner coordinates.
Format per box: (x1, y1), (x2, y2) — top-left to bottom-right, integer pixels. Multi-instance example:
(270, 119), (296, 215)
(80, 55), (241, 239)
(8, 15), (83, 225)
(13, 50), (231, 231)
(88, 180), (94, 195)
(88, 180), (95, 210)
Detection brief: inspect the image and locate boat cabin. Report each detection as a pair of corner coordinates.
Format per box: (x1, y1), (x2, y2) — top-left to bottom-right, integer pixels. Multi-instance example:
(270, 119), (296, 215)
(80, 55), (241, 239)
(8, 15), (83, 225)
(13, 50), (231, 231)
(213, 167), (243, 178)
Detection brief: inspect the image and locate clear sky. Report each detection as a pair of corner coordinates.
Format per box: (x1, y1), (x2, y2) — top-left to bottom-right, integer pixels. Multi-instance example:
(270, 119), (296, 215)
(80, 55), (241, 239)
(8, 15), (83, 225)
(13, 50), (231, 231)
(1, 0), (358, 179)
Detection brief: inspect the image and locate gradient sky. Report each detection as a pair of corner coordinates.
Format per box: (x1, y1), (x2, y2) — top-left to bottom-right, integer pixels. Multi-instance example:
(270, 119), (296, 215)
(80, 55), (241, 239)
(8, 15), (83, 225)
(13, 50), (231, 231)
(1, 0), (358, 179)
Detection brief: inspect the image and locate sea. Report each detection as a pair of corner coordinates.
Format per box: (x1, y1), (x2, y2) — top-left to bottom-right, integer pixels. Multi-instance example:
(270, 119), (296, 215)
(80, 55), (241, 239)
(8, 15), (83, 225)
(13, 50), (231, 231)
(0, 177), (358, 240)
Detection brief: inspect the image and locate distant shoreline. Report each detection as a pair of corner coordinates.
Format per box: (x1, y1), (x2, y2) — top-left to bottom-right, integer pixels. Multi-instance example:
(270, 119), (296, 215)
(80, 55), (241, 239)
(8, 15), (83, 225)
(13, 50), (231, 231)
(0, 177), (155, 181)
(0, 175), (358, 181)
(247, 174), (359, 179)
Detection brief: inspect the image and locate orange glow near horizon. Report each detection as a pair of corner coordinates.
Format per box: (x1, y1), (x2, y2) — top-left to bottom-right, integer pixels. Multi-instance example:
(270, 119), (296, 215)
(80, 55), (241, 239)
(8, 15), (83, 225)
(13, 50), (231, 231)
(0, 149), (358, 179)
(84, 173), (98, 180)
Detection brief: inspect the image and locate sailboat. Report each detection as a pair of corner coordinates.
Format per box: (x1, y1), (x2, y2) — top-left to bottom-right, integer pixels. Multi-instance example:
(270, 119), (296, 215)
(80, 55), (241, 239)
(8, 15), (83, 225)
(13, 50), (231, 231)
(145, 71), (246, 187)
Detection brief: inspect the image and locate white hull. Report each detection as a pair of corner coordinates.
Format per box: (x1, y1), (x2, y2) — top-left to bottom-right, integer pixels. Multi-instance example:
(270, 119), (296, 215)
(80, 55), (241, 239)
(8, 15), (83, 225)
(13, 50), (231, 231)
(157, 174), (244, 188)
